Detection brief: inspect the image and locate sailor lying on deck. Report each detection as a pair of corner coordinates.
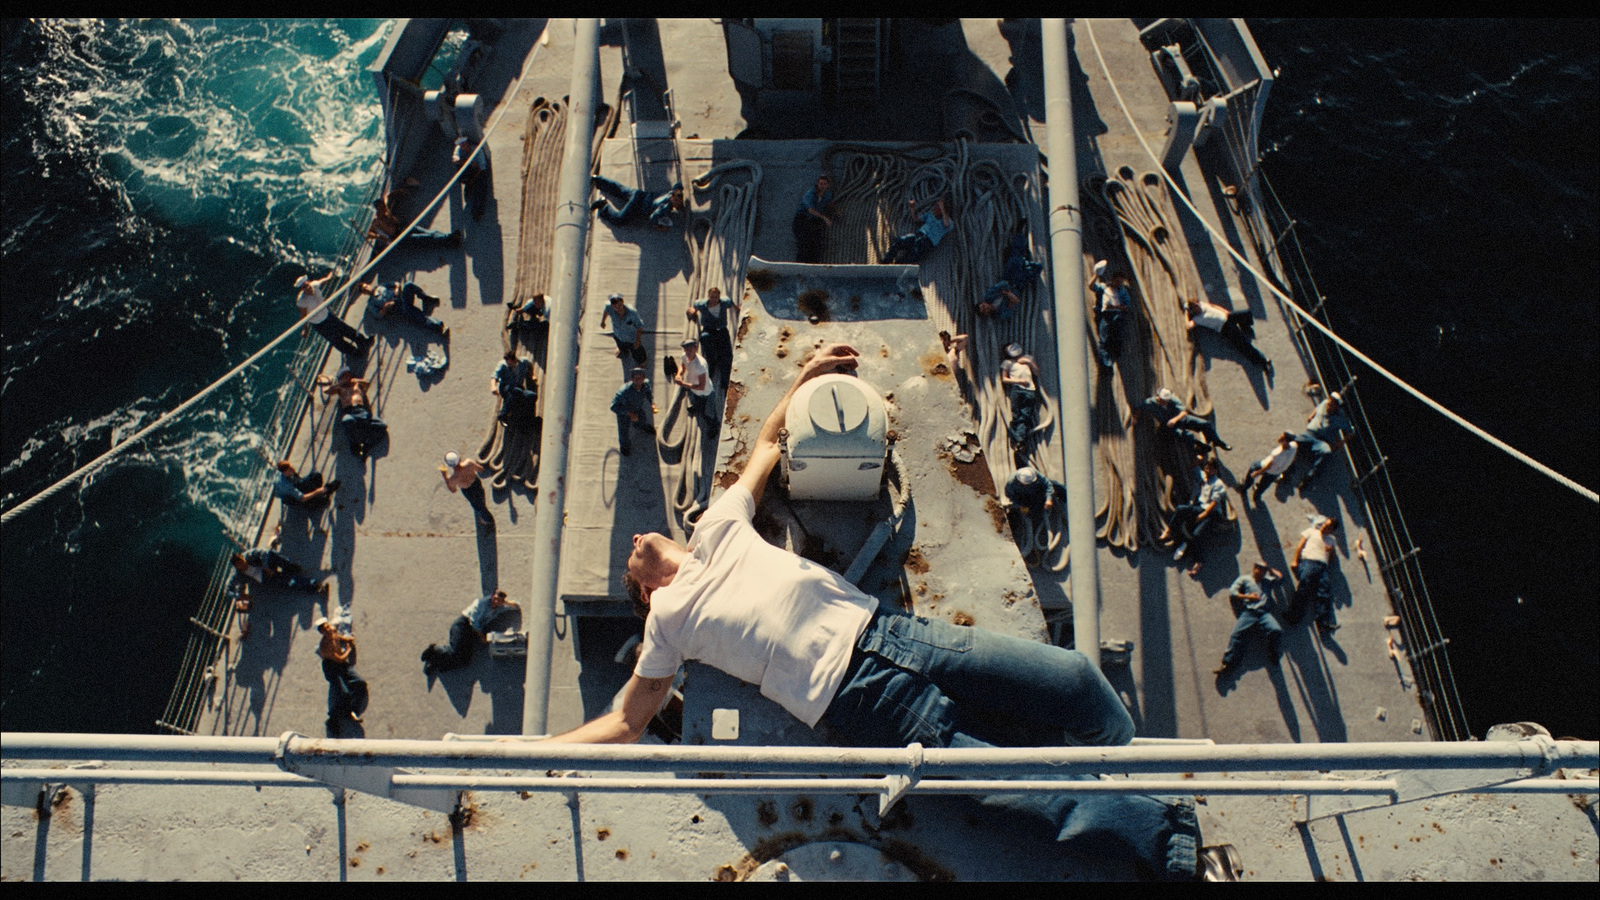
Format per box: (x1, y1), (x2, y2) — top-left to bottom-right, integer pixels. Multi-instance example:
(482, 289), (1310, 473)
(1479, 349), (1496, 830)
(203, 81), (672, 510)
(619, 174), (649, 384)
(543, 343), (1214, 881)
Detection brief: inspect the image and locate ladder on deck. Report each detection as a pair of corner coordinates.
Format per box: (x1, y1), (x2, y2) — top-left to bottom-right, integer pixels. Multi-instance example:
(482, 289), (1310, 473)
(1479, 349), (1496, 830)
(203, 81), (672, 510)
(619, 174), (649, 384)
(835, 19), (881, 99)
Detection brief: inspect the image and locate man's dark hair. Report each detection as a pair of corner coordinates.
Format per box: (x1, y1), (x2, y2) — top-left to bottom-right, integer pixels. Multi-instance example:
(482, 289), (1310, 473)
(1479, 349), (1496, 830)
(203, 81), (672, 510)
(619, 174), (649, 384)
(623, 572), (648, 620)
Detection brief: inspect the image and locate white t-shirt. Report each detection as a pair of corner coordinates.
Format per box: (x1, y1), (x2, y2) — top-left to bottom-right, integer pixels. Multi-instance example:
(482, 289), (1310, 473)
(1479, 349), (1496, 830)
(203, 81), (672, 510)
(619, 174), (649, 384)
(1259, 441), (1299, 475)
(1191, 301), (1228, 332)
(681, 354), (713, 396)
(1299, 526), (1334, 564)
(1001, 358), (1036, 391)
(634, 485), (878, 727)
(297, 286), (330, 324)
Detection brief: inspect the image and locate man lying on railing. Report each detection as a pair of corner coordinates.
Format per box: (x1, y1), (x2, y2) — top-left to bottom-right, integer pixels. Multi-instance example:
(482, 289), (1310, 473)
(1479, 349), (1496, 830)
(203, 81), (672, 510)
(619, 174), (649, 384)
(542, 342), (1232, 881)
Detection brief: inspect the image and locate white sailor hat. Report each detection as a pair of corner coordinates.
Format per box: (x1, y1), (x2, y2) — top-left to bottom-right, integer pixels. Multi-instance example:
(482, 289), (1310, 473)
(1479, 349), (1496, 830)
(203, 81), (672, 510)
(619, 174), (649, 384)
(1158, 387), (1175, 402)
(444, 451), (460, 468)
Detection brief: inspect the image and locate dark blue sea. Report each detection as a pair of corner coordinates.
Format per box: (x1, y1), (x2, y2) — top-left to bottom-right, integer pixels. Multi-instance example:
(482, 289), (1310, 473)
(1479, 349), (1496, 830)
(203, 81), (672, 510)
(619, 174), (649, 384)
(2, 19), (1595, 739)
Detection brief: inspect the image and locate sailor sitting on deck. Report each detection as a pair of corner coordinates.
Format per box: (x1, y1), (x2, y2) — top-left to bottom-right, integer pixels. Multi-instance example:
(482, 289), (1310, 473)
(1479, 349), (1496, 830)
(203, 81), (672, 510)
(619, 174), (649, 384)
(542, 343), (1216, 882)
(491, 351), (538, 428)
(1003, 465), (1064, 521)
(591, 176), (683, 231)
(1002, 231), (1045, 291)
(1161, 456), (1228, 576)
(976, 279), (1023, 321)
(1184, 297), (1272, 376)
(999, 345), (1042, 456)
(366, 189), (463, 250)
(791, 173), (837, 264)
(230, 548), (326, 596)
(671, 338), (716, 422)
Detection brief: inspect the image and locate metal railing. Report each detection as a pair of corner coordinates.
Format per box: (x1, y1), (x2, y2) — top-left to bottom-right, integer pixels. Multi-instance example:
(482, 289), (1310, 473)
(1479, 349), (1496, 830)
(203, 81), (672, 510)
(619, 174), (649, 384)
(156, 187), (382, 736)
(6, 733), (1593, 824)
(1162, 20), (1471, 743)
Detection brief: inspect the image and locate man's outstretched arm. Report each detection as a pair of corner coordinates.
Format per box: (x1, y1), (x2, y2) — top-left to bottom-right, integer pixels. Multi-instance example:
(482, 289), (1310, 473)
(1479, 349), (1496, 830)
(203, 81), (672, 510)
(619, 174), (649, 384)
(735, 343), (860, 505)
(542, 673), (674, 744)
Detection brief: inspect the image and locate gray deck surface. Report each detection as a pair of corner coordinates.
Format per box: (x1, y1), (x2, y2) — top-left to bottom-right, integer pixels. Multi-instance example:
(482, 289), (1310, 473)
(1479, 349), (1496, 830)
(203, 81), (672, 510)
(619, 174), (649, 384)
(192, 10), (1422, 778)
(12, 17), (1585, 883)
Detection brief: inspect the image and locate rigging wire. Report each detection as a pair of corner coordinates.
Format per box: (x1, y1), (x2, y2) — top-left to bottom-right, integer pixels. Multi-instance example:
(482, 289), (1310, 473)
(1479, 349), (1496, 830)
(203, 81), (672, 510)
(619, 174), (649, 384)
(2, 23), (554, 528)
(1081, 19), (1598, 505)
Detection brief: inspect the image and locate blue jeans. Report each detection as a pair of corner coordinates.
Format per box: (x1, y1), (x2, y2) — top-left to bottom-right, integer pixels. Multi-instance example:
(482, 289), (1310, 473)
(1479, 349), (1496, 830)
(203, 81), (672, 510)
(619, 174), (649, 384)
(1097, 307), (1128, 368)
(1221, 608), (1283, 667)
(312, 316), (370, 358)
(322, 659), (368, 724)
(1006, 384), (1039, 447)
(1292, 431), (1335, 485)
(1286, 559), (1335, 629)
(254, 549), (321, 594)
(421, 615), (479, 673)
(1170, 414), (1224, 448)
(339, 405), (387, 458)
(820, 613), (1198, 880)
(593, 176), (647, 226)
(384, 283), (445, 333)
(461, 477), (492, 524)
(884, 232), (934, 264)
(699, 329), (732, 388)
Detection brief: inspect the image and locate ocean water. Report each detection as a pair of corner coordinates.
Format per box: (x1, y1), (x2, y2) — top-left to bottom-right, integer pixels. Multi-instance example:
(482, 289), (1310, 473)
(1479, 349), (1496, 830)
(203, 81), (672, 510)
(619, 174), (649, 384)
(1, 19), (392, 732)
(1248, 18), (1598, 740)
(2, 19), (1595, 739)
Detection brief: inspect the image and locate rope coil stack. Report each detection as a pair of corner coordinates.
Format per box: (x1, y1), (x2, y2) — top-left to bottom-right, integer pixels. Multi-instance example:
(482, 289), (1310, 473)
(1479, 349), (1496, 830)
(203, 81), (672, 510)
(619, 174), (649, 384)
(1086, 165), (1230, 551)
(657, 159), (764, 531)
(824, 141), (1068, 570)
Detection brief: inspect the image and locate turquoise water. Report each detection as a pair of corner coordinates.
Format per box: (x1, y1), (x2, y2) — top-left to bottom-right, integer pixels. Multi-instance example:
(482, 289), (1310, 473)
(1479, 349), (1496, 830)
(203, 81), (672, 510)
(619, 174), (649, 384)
(2, 19), (392, 731)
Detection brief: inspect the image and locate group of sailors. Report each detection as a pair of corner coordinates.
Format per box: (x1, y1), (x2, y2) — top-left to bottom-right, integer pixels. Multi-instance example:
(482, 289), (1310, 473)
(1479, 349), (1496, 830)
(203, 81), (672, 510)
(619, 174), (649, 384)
(241, 159), (1358, 735)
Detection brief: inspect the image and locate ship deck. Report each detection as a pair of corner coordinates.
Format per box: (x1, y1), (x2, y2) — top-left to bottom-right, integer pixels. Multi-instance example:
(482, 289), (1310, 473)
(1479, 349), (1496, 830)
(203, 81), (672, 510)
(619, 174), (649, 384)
(190, 16), (1424, 754)
(10, 18), (1590, 883)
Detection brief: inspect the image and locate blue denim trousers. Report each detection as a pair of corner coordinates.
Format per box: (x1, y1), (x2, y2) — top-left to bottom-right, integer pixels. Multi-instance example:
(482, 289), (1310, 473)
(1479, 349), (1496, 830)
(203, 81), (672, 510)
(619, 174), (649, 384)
(1292, 432), (1335, 484)
(1287, 559), (1335, 628)
(593, 176), (647, 226)
(1097, 306), (1128, 366)
(1222, 608), (1284, 667)
(1006, 384), (1039, 447)
(820, 613), (1198, 880)
(422, 615), (480, 673)
(1173, 414), (1223, 447)
(461, 477), (492, 523)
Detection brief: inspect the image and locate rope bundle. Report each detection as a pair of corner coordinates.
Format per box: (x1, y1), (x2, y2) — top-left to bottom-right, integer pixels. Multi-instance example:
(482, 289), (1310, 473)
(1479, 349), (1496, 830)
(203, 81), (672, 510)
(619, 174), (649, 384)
(824, 141), (1068, 570)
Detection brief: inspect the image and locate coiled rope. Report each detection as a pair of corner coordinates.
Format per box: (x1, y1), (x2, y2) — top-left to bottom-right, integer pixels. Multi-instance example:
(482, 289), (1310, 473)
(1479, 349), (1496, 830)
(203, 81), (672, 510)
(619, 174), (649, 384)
(660, 159), (763, 530)
(1083, 166), (1239, 551)
(1082, 19), (1597, 504)
(1, 23), (556, 527)
(825, 141), (1069, 570)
